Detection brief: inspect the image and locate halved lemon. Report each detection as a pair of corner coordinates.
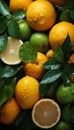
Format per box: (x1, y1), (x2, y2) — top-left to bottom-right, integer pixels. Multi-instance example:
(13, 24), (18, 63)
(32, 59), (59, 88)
(32, 98), (61, 129)
(0, 37), (23, 65)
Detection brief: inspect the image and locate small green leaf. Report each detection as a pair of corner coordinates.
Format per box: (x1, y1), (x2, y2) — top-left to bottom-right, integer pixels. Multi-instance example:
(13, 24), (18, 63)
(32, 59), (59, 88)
(61, 73), (71, 86)
(0, 34), (8, 54)
(19, 41), (37, 63)
(54, 44), (64, 62)
(63, 63), (74, 76)
(70, 9), (74, 20)
(0, 0), (12, 19)
(0, 64), (23, 78)
(13, 10), (26, 20)
(40, 69), (62, 84)
(7, 18), (20, 39)
(43, 58), (62, 70)
(0, 16), (7, 34)
(61, 35), (72, 60)
(0, 77), (16, 107)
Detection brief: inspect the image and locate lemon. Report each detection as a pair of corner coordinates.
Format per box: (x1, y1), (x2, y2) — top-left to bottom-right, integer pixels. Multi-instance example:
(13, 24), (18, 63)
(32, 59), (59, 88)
(0, 37), (23, 65)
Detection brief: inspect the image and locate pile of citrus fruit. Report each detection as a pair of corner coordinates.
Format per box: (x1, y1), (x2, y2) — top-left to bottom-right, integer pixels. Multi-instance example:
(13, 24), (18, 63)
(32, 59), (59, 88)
(0, 0), (74, 130)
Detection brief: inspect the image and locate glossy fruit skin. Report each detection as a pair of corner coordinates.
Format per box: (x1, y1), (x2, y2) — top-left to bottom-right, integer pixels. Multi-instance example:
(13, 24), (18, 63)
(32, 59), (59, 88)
(56, 83), (74, 104)
(49, 21), (74, 49)
(15, 76), (40, 109)
(23, 52), (48, 80)
(30, 32), (49, 53)
(26, 0), (56, 31)
(0, 97), (20, 124)
(18, 20), (32, 41)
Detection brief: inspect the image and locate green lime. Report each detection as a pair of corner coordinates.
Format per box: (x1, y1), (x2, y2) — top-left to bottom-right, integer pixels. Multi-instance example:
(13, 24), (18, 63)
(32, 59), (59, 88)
(56, 83), (74, 104)
(30, 32), (50, 53)
(54, 120), (72, 130)
(18, 19), (32, 41)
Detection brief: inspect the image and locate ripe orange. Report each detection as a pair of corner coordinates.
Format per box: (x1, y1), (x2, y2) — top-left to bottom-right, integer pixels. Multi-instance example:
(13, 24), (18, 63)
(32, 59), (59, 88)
(15, 75), (40, 109)
(49, 21), (74, 49)
(23, 52), (48, 80)
(48, 0), (66, 6)
(46, 49), (54, 59)
(0, 97), (21, 124)
(32, 98), (61, 129)
(9, 0), (33, 12)
(26, 0), (56, 31)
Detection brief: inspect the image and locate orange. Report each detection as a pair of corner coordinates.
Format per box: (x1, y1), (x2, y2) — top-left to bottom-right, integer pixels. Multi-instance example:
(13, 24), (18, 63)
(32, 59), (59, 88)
(48, 0), (66, 6)
(9, 0), (33, 12)
(26, 0), (56, 31)
(32, 98), (61, 129)
(15, 75), (40, 109)
(49, 21), (74, 49)
(46, 49), (54, 59)
(23, 52), (48, 80)
(69, 53), (74, 63)
(0, 97), (21, 124)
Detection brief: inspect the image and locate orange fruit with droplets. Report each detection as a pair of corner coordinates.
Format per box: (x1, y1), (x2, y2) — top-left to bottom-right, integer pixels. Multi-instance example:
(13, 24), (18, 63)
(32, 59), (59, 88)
(15, 75), (40, 109)
(9, 0), (33, 12)
(23, 52), (48, 80)
(32, 98), (61, 129)
(49, 21), (74, 49)
(0, 97), (21, 124)
(26, 0), (56, 31)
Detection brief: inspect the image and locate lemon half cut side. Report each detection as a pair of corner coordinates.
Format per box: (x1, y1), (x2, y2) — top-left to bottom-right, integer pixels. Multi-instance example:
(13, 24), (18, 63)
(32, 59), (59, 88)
(0, 37), (23, 65)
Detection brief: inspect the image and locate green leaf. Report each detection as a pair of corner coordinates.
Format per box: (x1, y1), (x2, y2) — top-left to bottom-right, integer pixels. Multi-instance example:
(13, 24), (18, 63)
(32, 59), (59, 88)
(7, 18), (20, 39)
(63, 63), (74, 76)
(0, 77), (16, 107)
(19, 41), (37, 63)
(63, 0), (74, 10)
(0, 34), (8, 54)
(61, 35), (72, 60)
(0, 0), (12, 19)
(0, 16), (7, 34)
(70, 9), (74, 20)
(54, 44), (64, 62)
(61, 73), (71, 86)
(40, 69), (62, 84)
(0, 64), (23, 78)
(13, 10), (26, 20)
(43, 58), (62, 70)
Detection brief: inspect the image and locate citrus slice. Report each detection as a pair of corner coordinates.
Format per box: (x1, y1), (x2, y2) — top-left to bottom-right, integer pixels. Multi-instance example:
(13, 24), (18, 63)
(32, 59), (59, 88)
(32, 98), (61, 129)
(0, 37), (23, 65)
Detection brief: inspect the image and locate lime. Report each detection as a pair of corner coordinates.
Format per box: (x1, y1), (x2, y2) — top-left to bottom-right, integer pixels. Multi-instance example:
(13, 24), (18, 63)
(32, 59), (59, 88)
(18, 19), (32, 41)
(30, 32), (50, 53)
(56, 83), (74, 104)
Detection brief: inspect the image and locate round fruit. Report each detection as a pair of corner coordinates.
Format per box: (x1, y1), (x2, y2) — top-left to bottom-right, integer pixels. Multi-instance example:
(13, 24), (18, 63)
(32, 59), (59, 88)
(0, 37), (23, 65)
(15, 75), (40, 109)
(56, 83), (74, 104)
(32, 98), (61, 129)
(30, 32), (49, 53)
(48, 0), (66, 6)
(49, 21), (74, 49)
(0, 97), (20, 124)
(18, 20), (32, 41)
(23, 52), (48, 80)
(26, 0), (56, 31)
(46, 49), (54, 59)
(9, 0), (33, 12)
